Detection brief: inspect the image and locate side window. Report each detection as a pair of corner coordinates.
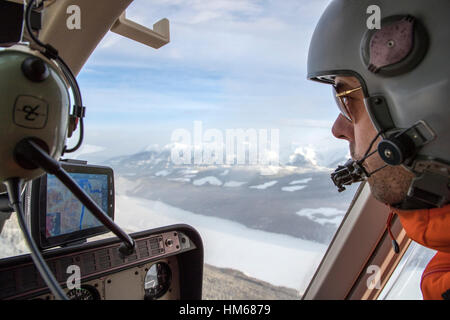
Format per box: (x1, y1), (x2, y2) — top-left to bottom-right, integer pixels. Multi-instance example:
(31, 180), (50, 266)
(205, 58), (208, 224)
(0, 214), (30, 259)
(379, 242), (436, 300)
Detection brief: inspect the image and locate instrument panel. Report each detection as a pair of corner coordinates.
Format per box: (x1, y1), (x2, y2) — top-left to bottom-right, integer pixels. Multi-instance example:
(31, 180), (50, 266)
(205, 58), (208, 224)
(34, 257), (179, 300)
(0, 224), (203, 300)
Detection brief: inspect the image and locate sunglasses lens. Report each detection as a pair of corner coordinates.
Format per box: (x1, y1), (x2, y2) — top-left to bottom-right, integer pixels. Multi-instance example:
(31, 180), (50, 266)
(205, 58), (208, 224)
(332, 86), (352, 121)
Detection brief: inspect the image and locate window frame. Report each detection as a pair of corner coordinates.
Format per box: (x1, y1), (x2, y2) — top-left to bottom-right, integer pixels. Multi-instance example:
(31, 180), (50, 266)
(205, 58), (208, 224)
(302, 182), (412, 299)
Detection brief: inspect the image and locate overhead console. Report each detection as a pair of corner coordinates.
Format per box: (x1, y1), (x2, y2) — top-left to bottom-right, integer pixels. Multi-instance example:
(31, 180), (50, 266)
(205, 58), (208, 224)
(0, 224), (203, 300)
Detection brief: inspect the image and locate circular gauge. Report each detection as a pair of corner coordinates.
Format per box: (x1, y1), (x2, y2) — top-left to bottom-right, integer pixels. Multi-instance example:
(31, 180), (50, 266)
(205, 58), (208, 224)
(66, 285), (100, 300)
(144, 262), (172, 300)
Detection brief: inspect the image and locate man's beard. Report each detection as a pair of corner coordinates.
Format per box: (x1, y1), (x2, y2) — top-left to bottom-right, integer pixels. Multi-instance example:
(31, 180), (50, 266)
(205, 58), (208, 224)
(349, 141), (414, 205)
(367, 166), (414, 205)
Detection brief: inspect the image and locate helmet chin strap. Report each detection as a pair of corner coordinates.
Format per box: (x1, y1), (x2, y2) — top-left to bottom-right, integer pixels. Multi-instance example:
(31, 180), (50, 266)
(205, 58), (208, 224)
(332, 127), (449, 209)
(331, 130), (387, 192)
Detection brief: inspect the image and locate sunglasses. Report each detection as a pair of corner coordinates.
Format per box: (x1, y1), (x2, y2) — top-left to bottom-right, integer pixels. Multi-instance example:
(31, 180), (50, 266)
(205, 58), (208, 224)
(332, 86), (362, 122)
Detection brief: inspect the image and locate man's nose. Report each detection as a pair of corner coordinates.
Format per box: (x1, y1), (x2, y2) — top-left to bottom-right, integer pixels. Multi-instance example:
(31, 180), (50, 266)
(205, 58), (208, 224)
(332, 114), (354, 142)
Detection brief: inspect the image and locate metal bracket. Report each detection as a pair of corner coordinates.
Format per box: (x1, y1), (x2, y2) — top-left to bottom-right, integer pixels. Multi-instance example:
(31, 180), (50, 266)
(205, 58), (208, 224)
(407, 170), (449, 208)
(110, 11), (170, 49)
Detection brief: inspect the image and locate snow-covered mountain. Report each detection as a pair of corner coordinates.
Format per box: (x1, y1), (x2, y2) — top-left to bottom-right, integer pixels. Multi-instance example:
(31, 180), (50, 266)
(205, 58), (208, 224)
(101, 145), (357, 244)
(104, 143), (347, 174)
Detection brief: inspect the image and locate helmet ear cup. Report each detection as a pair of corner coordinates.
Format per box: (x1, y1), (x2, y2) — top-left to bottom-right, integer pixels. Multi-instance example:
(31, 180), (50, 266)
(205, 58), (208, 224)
(0, 46), (70, 182)
(378, 134), (416, 166)
(361, 15), (429, 76)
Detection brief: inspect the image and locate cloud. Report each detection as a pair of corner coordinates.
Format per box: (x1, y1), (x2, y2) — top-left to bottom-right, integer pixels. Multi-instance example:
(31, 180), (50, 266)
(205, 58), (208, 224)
(70, 144), (106, 159)
(86, 0), (330, 75)
(76, 0), (336, 158)
(289, 146), (319, 167)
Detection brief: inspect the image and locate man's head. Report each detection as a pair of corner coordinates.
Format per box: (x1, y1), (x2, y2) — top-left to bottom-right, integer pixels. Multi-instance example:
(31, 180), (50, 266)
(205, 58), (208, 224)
(307, 0), (450, 209)
(331, 75), (415, 205)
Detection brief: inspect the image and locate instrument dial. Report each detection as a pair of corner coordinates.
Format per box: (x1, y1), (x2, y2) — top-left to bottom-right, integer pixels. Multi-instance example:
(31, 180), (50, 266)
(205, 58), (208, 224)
(144, 262), (172, 300)
(66, 285), (100, 300)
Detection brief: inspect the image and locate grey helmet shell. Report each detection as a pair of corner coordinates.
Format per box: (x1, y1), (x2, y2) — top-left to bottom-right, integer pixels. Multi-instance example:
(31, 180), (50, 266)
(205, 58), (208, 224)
(307, 0), (450, 165)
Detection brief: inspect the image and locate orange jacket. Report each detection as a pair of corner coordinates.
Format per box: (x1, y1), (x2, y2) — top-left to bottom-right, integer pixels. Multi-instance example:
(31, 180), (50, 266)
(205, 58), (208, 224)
(393, 205), (450, 300)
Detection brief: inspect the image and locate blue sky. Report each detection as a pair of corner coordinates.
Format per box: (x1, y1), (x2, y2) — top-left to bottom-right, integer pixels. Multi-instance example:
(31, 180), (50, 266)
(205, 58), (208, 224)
(69, 0), (349, 164)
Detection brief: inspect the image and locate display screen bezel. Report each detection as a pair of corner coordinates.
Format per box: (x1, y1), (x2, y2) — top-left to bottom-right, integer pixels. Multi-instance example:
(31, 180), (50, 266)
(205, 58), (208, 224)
(30, 162), (115, 250)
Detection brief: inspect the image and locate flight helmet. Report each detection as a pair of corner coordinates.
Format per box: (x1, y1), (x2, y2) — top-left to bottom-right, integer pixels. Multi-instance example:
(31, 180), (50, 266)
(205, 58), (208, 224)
(307, 0), (450, 208)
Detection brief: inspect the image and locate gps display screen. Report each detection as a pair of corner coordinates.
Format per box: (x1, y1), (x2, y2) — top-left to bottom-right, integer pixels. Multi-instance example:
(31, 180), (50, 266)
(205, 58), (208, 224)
(46, 173), (109, 238)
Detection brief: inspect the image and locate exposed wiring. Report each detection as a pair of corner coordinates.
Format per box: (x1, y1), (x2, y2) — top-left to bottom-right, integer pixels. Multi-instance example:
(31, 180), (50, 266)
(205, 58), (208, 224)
(64, 117), (84, 154)
(25, 0), (85, 154)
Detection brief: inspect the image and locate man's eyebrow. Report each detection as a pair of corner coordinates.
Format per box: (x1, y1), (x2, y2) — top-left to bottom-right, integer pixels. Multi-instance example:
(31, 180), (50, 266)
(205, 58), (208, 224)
(334, 82), (350, 92)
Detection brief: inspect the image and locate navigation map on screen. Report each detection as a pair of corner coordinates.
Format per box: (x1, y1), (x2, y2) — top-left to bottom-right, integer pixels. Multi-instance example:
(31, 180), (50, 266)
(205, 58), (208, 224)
(46, 173), (109, 238)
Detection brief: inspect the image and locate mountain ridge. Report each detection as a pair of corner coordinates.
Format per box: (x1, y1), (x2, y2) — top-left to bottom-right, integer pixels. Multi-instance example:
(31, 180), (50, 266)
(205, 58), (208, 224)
(104, 147), (358, 245)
